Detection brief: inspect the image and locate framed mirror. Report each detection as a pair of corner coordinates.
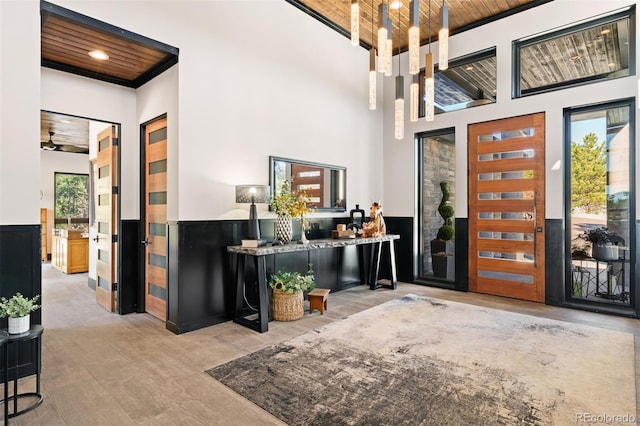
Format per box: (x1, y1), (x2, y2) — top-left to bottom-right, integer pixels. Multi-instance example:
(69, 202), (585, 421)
(269, 156), (346, 212)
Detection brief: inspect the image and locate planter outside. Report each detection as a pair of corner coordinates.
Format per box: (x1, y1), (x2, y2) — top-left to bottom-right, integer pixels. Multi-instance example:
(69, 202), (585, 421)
(8, 314), (30, 334)
(431, 239), (455, 280)
(592, 243), (618, 261)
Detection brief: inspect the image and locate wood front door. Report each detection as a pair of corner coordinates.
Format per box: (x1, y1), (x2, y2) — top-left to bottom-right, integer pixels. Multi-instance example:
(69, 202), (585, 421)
(468, 113), (545, 302)
(95, 125), (118, 312)
(143, 117), (167, 321)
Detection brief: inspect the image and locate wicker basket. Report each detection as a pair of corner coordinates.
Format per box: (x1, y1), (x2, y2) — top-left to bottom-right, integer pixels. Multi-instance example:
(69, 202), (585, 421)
(271, 288), (304, 321)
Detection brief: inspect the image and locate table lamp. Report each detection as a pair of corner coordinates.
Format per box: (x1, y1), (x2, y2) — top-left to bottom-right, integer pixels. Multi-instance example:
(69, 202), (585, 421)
(235, 185), (271, 241)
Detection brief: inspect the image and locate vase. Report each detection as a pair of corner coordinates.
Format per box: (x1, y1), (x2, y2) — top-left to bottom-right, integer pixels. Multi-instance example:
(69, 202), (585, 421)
(275, 215), (293, 244)
(592, 243), (618, 261)
(8, 314), (29, 334)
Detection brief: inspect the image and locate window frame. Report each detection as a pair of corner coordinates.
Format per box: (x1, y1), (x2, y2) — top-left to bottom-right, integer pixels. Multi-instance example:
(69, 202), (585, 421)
(513, 6), (636, 98)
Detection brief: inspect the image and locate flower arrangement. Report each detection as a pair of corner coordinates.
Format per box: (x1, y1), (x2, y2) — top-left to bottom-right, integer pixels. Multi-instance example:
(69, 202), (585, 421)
(0, 293), (41, 318)
(271, 179), (312, 219)
(268, 265), (315, 294)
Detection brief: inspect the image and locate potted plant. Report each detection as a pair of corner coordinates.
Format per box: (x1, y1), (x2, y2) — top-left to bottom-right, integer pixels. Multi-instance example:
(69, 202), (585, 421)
(271, 179), (312, 244)
(0, 292), (41, 334)
(431, 182), (455, 279)
(578, 227), (618, 261)
(268, 265), (315, 321)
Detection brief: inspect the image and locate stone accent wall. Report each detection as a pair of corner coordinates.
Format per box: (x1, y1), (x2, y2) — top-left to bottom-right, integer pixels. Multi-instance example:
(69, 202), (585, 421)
(422, 138), (455, 276)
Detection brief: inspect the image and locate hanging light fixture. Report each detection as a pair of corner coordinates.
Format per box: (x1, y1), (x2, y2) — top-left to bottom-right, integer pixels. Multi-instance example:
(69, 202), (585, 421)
(351, 0), (360, 46)
(410, 74), (419, 122)
(384, 1), (393, 77)
(409, 0), (420, 75)
(377, 2), (389, 75)
(394, 5), (404, 139)
(439, 0), (449, 70)
(369, 0), (376, 110)
(425, 0), (435, 121)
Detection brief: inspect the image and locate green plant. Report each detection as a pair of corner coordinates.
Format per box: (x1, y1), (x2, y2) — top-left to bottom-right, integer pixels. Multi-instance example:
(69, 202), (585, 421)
(436, 181), (455, 241)
(268, 265), (315, 294)
(0, 293), (41, 318)
(579, 227), (613, 245)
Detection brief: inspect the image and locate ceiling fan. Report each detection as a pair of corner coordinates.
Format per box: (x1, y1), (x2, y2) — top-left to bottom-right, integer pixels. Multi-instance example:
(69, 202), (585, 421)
(40, 130), (89, 154)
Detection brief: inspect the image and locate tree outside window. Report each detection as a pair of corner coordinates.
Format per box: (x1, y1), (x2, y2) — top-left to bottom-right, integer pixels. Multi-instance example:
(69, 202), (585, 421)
(54, 173), (89, 228)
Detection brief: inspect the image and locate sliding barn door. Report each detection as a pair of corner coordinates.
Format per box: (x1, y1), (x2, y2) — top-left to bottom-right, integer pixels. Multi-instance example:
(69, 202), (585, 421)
(468, 113), (545, 302)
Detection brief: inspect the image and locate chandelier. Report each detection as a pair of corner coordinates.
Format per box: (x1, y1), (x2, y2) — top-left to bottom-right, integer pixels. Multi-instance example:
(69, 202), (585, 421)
(351, 0), (450, 132)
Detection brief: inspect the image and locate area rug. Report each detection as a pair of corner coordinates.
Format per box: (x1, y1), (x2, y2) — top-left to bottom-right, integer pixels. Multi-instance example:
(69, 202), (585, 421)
(207, 295), (636, 425)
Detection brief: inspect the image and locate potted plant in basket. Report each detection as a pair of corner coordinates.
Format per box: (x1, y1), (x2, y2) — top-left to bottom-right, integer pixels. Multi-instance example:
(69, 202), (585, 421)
(268, 265), (315, 321)
(0, 292), (41, 334)
(578, 227), (618, 261)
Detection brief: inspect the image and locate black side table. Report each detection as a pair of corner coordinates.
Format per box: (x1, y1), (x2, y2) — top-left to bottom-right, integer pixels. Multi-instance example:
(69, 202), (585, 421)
(2, 325), (44, 419)
(0, 330), (8, 425)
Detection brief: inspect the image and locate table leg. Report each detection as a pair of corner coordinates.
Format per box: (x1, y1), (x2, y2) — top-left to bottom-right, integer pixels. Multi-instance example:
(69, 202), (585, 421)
(388, 239), (397, 290)
(256, 257), (269, 332)
(233, 253), (245, 322)
(369, 242), (382, 290)
(4, 336), (7, 425)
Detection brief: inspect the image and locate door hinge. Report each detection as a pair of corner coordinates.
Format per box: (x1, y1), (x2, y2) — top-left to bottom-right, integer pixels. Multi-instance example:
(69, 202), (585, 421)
(112, 235), (119, 243)
(112, 137), (119, 146)
(112, 186), (118, 194)
(112, 282), (118, 291)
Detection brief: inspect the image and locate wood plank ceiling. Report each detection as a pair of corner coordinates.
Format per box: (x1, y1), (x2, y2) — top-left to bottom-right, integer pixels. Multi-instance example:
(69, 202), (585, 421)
(286, 0), (548, 52)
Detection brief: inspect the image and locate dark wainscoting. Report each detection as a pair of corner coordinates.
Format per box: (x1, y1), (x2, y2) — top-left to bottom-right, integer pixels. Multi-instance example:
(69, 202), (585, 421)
(165, 216), (413, 334)
(545, 219), (564, 306)
(0, 225), (42, 381)
(454, 218), (469, 292)
(119, 220), (141, 314)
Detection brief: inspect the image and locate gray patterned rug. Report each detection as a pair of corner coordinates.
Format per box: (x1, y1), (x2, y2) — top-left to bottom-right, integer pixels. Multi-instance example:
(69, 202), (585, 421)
(207, 295), (636, 425)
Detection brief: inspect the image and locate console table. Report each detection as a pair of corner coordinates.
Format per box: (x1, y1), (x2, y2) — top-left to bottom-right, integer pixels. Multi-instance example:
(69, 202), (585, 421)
(228, 234), (399, 333)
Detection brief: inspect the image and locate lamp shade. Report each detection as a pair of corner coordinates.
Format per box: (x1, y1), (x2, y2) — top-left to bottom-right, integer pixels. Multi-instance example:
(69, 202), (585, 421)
(235, 185), (271, 204)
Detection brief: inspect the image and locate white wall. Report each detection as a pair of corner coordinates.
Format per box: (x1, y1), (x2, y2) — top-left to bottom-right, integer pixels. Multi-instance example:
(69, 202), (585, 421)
(383, 0), (639, 220)
(39, 150), (90, 256)
(49, 0), (384, 222)
(0, 0), (40, 225)
(41, 68), (138, 218)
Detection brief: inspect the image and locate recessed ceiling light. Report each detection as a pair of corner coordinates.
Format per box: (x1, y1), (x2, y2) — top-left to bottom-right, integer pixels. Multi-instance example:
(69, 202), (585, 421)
(601, 28), (611, 35)
(608, 62), (616, 67)
(569, 55), (581, 61)
(88, 50), (109, 60)
(465, 66), (474, 71)
(390, 1), (402, 10)
(61, 119), (71, 124)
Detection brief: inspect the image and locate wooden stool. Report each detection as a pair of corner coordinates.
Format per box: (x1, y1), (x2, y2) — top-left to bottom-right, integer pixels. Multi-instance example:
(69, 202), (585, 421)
(307, 288), (330, 314)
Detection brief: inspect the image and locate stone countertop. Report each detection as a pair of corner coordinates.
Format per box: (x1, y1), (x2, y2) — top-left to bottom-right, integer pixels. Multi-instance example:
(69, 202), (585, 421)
(228, 234), (400, 256)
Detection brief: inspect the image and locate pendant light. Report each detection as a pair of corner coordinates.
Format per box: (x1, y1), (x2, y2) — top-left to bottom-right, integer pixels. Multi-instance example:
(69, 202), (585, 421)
(408, 0), (420, 75)
(410, 74), (419, 122)
(439, 1), (449, 70)
(425, 0), (435, 121)
(394, 5), (404, 139)
(369, 0), (376, 110)
(351, 0), (360, 46)
(384, 0), (393, 77)
(377, 2), (389, 75)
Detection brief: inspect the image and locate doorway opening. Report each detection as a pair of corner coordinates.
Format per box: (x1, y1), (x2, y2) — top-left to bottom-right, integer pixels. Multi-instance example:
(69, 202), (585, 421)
(40, 110), (122, 313)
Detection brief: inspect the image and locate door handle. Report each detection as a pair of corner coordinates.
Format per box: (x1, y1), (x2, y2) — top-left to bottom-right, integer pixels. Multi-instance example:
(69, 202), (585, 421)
(93, 236), (99, 242)
(141, 238), (150, 246)
(533, 192), (538, 267)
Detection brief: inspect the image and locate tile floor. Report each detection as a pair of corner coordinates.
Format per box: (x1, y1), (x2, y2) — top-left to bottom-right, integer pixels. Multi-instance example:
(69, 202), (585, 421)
(6, 264), (640, 425)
